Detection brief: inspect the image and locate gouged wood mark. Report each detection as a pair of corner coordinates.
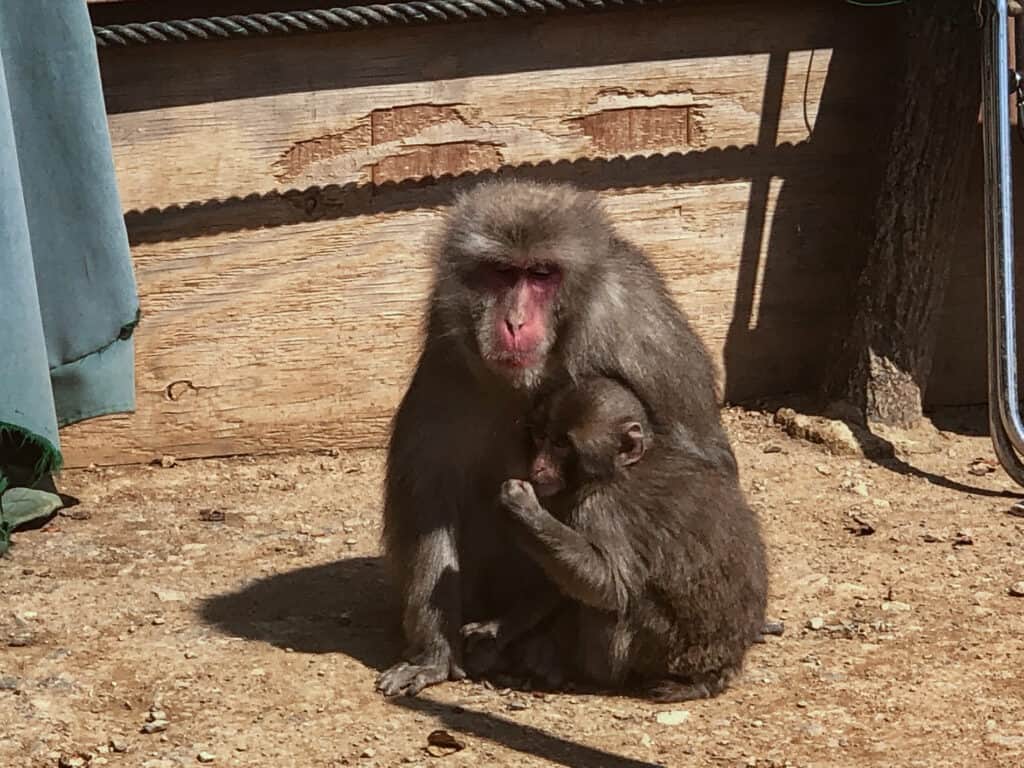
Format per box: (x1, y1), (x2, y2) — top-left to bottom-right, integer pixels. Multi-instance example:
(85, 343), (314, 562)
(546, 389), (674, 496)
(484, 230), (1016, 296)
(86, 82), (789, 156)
(370, 140), (505, 184)
(273, 119), (372, 182)
(573, 106), (695, 154)
(370, 103), (468, 143)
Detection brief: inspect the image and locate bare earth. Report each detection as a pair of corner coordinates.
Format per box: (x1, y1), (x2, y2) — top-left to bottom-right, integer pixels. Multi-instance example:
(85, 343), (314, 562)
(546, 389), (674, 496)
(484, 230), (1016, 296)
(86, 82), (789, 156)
(3, 406), (1024, 768)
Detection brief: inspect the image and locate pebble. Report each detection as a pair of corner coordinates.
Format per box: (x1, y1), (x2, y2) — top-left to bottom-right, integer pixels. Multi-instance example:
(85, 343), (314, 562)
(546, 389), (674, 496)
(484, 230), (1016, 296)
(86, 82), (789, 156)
(151, 618), (166, 626)
(184, 651), (197, 659)
(147, 710), (167, 722)
(0, 676), (20, 690)
(159, 455), (176, 468)
(1008, 581), (1024, 597)
(802, 722), (824, 737)
(361, 748), (376, 758)
(881, 601), (911, 613)
(109, 739), (128, 753)
(506, 699), (529, 711)
(58, 756), (87, 768)
(814, 465), (832, 476)
(806, 617), (826, 631)
(197, 752), (216, 763)
(655, 710), (690, 726)
(141, 721), (168, 734)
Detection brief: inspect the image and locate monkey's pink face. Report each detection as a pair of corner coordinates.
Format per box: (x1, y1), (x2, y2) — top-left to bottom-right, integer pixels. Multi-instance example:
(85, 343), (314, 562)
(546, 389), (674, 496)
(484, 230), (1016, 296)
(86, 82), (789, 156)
(529, 445), (568, 498)
(473, 263), (562, 379)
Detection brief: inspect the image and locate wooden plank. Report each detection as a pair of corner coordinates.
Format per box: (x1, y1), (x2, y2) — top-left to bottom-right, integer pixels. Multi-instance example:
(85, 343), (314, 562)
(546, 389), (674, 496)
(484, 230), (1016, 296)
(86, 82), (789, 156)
(61, 2), (903, 466)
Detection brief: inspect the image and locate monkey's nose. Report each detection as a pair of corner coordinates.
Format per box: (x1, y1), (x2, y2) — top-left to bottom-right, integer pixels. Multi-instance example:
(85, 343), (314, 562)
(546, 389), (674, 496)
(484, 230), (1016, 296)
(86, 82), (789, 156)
(505, 318), (525, 337)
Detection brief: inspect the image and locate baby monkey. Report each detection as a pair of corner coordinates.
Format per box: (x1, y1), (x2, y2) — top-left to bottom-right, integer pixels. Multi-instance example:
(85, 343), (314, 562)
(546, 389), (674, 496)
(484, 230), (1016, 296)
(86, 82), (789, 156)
(462, 376), (768, 701)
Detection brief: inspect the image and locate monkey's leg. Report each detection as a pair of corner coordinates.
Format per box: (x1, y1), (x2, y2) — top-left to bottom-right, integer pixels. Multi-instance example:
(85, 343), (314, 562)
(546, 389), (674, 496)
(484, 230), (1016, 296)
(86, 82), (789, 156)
(376, 526), (466, 697)
(500, 480), (622, 612)
(461, 590), (564, 675)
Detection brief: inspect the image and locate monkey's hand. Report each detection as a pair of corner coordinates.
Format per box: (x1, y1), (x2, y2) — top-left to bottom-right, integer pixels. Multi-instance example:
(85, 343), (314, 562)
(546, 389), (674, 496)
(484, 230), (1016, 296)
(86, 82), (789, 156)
(500, 479), (544, 524)
(460, 620), (503, 676)
(375, 650), (466, 697)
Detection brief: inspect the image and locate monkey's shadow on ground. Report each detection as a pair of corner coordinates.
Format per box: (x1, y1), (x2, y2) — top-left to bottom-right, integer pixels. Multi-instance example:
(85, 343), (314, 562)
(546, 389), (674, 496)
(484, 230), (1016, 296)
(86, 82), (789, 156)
(199, 559), (664, 768)
(199, 555), (399, 670)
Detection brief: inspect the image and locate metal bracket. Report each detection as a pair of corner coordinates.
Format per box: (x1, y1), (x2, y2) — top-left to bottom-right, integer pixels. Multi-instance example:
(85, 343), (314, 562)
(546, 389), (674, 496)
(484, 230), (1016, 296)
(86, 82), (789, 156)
(982, 0), (1024, 485)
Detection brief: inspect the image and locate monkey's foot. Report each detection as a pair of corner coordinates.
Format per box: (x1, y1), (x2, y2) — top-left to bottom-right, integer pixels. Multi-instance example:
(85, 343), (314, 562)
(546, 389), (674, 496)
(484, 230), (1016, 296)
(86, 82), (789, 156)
(460, 621), (504, 676)
(376, 657), (465, 697)
(515, 631), (566, 690)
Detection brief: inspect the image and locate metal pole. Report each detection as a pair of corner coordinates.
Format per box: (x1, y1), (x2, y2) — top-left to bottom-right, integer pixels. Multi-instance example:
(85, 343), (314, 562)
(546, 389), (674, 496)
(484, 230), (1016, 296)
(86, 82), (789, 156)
(982, 0), (1024, 484)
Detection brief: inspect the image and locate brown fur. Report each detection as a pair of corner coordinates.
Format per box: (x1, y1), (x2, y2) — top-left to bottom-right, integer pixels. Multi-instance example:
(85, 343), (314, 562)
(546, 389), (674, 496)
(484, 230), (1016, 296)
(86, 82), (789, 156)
(376, 179), (745, 697)
(498, 377), (768, 701)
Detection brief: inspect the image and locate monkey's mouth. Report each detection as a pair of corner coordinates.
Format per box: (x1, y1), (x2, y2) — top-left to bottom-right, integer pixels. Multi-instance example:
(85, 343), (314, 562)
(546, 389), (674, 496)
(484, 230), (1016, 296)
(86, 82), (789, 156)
(489, 354), (540, 370)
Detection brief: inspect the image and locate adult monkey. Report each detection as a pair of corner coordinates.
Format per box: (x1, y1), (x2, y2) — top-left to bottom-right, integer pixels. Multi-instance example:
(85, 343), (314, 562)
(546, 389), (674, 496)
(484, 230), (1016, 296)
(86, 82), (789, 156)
(376, 179), (736, 697)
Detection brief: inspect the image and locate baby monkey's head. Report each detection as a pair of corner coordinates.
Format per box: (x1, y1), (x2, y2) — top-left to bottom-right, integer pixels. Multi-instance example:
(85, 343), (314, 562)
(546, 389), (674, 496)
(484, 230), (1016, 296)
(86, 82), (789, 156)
(527, 377), (651, 497)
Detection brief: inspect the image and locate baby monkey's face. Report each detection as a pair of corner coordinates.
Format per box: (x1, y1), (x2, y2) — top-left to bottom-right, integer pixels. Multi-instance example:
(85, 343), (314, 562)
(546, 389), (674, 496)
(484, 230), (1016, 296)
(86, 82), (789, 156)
(526, 379), (650, 498)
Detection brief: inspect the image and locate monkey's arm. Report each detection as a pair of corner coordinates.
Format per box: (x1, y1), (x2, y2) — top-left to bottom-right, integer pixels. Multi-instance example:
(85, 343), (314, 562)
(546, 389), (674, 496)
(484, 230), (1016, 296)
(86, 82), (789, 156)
(500, 480), (623, 613)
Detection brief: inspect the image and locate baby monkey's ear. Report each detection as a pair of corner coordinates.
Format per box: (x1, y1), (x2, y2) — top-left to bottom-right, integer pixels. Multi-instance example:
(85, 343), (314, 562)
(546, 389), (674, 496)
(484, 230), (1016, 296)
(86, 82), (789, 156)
(617, 422), (646, 467)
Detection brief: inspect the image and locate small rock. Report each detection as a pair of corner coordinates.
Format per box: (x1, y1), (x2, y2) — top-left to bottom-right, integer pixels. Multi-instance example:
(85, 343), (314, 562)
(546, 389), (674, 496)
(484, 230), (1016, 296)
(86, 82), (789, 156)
(197, 752), (216, 763)
(147, 709), (167, 722)
(851, 482), (869, 497)
(109, 738), (128, 753)
(198, 509), (225, 523)
(0, 676), (20, 690)
(921, 533), (944, 543)
(953, 530), (974, 547)
(141, 721), (168, 734)
(506, 699), (529, 711)
(655, 710), (690, 726)
(1008, 581), (1024, 597)
(58, 756), (87, 768)
(968, 458), (997, 476)
(845, 512), (876, 536)
(152, 588), (186, 603)
(184, 651), (197, 659)
(151, 618), (165, 626)
(1008, 501), (1024, 518)
(159, 455), (176, 468)
(814, 465), (832, 476)
(761, 620), (785, 637)
(761, 444), (782, 454)
(881, 601), (911, 613)
(806, 617), (826, 631)
(344, 538), (358, 546)
(425, 730), (465, 757)
(360, 748), (375, 758)
(802, 722), (824, 737)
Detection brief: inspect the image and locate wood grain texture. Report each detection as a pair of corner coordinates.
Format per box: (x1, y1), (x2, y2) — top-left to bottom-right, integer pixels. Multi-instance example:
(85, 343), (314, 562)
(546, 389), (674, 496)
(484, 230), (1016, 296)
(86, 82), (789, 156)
(62, 1), (904, 466)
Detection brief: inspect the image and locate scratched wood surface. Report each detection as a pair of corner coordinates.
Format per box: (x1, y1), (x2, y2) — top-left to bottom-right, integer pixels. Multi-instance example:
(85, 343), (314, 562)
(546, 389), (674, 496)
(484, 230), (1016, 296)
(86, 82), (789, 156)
(63, 1), (904, 466)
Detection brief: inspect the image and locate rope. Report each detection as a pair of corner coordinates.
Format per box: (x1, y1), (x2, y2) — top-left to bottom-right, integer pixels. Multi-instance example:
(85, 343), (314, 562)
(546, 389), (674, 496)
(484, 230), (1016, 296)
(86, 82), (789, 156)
(93, 0), (669, 47)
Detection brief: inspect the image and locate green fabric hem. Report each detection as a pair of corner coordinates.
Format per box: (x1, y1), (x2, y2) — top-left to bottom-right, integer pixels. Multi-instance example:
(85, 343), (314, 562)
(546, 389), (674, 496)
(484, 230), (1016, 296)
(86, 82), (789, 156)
(0, 421), (62, 485)
(51, 306), (139, 372)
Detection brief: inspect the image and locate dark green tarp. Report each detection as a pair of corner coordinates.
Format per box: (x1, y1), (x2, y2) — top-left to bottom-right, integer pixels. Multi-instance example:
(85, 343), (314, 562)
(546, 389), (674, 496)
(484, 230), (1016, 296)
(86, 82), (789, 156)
(0, 2), (139, 548)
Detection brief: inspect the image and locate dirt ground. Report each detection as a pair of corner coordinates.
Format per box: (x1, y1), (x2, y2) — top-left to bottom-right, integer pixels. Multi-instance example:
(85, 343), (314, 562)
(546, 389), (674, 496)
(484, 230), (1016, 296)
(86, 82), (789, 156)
(3, 405), (1024, 768)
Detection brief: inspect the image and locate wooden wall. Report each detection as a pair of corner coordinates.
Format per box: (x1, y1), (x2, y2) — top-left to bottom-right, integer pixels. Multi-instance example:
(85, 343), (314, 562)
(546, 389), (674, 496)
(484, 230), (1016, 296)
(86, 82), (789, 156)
(63, 0), (909, 466)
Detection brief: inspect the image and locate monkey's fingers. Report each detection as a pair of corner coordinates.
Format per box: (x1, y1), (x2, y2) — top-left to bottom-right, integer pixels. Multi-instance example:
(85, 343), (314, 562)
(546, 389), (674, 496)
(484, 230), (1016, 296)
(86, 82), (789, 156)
(376, 661), (451, 697)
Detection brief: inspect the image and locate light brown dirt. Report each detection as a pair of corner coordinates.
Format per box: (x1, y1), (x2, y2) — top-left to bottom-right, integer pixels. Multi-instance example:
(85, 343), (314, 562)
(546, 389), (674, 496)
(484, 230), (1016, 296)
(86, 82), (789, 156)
(2, 406), (1024, 768)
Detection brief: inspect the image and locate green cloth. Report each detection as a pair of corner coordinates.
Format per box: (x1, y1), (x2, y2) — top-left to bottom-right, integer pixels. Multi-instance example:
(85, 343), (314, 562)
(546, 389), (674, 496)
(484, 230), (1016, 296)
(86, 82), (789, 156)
(0, 3), (139, 548)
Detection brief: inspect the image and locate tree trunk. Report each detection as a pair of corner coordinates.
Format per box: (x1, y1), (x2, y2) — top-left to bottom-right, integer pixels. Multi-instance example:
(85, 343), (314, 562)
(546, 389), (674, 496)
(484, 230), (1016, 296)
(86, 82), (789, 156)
(825, 1), (981, 428)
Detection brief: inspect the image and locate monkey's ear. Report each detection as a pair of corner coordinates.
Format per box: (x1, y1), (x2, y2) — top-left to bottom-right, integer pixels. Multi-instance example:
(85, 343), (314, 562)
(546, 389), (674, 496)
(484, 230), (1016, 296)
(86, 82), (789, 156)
(617, 422), (646, 466)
